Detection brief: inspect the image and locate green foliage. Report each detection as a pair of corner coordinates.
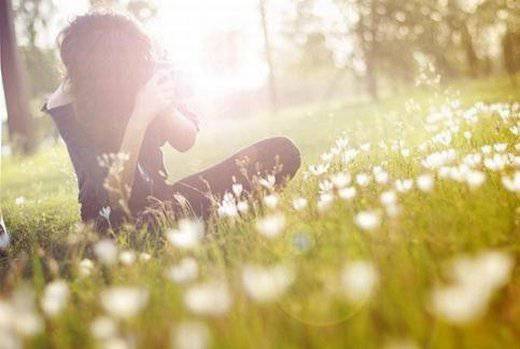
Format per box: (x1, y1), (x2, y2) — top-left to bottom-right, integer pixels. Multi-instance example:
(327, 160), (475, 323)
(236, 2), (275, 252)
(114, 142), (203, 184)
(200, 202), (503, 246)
(20, 46), (61, 99)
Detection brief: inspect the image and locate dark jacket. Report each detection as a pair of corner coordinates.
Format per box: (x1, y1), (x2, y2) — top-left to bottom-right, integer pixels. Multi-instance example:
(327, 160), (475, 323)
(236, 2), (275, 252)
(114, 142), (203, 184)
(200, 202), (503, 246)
(43, 102), (198, 230)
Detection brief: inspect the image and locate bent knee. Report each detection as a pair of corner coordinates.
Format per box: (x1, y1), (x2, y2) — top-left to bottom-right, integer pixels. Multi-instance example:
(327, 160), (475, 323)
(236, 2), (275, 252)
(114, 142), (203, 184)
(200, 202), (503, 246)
(269, 136), (301, 178)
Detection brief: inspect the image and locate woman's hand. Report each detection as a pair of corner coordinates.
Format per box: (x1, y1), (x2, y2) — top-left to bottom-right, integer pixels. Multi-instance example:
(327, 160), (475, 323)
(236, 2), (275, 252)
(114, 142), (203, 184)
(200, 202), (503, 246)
(131, 71), (177, 127)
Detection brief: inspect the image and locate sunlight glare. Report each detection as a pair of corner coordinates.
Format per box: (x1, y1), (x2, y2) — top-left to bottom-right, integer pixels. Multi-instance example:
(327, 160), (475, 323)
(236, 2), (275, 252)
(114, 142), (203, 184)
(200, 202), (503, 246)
(149, 0), (268, 95)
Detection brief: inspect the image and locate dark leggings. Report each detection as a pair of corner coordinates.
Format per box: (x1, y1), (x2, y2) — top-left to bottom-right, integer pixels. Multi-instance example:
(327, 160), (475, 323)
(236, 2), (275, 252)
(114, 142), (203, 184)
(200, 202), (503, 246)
(163, 137), (301, 218)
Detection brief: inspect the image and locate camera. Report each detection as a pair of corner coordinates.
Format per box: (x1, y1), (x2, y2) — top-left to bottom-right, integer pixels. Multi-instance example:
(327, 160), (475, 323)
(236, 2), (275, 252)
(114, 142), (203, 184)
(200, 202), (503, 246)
(155, 60), (193, 102)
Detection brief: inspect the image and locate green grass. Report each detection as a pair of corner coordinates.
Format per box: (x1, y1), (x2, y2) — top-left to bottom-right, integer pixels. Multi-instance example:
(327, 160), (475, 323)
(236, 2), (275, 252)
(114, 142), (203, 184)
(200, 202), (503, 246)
(1, 76), (520, 348)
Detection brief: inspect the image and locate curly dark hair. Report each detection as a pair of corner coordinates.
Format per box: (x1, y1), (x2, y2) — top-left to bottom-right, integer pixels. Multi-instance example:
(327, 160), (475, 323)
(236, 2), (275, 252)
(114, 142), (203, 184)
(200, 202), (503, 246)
(58, 11), (156, 152)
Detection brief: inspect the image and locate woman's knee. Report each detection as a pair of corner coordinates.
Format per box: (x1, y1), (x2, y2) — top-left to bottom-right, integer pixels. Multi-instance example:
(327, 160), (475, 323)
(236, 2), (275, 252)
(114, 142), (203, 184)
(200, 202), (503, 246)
(268, 136), (301, 178)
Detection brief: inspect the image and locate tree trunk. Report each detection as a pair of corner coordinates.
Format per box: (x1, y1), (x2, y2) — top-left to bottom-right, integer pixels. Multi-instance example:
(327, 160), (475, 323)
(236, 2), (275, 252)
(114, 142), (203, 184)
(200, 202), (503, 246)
(0, 0), (36, 154)
(502, 29), (517, 87)
(362, 0), (379, 101)
(461, 22), (479, 78)
(259, 0), (278, 113)
(365, 55), (378, 101)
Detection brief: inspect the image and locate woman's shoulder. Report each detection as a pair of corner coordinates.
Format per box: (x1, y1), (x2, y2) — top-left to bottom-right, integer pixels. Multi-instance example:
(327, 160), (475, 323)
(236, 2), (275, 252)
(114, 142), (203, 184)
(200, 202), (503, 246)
(42, 82), (75, 119)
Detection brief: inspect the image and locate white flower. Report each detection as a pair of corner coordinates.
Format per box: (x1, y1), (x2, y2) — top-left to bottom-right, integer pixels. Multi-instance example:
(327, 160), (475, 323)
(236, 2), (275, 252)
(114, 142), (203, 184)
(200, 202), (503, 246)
(336, 136), (349, 149)
(433, 130), (452, 145)
(463, 153), (481, 167)
(292, 197), (308, 211)
(99, 206), (112, 222)
(90, 316), (117, 340)
(416, 174), (434, 192)
(481, 145), (492, 154)
(232, 183), (243, 197)
(242, 264), (294, 303)
(119, 250), (136, 266)
(463, 131), (472, 140)
(317, 193), (334, 212)
(466, 170), (486, 189)
(431, 250), (514, 325)
(342, 149), (359, 164)
(338, 187), (356, 200)
(360, 143), (371, 152)
(431, 285), (489, 325)
(494, 143), (507, 152)
(320, 152), (333, 163)
(167, 219), (204, 249)
(484, 154), (507, 171)
(255, 213), (286, 238)
(374, 169), (390, 185)
(2, 288), (43, 337)
(0, 301), (14, 329)
(218, 194), (239, 218)
(172, 321), (210, 349)
(237, 201), (249, 214)
(395, 179), (413, 193)
(510, 154), (520, 167)
(318, 179), (333, 194)
(0, 329), (19, 349)
(341, 261), (379, 303)
(79, 258), (94, 277)
(139, 253), (151, 262)
(450, 251), (514, 291)
(355, 211), (381, 231)
(100, 287), (149, 319)
(263, 194), (279, 209)
(15, 196), (25, 206)
(422, 149), (456, 169)
(184, 281), (232, 316)
(385, 204), (401, 218)
(355, 173), (370, 187)
(308, 163), (329, 176)
(502, 171), (520, 193)
(13, 310), (43, 337)
(380, 191), (397, 206)
(331, 173), (351, 188)
(167, 258), (199, 284)
(94, 239), (118, 265)
(258, 175), (276, 189)
(41, 280), (69, 317)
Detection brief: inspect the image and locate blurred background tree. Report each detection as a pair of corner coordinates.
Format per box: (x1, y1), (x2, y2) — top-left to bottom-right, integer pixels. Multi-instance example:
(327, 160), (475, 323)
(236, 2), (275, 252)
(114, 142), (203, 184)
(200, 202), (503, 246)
(1, 0), (36, 154)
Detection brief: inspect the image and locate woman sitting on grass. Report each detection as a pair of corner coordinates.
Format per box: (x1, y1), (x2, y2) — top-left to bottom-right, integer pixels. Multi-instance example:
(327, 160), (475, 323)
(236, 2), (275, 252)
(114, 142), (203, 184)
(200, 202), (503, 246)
(44, 11), (301, 231)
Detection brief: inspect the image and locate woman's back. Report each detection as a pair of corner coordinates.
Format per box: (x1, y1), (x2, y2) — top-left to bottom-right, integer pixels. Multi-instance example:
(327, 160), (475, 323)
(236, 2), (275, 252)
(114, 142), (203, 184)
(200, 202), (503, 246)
(44, 101), (170, 230)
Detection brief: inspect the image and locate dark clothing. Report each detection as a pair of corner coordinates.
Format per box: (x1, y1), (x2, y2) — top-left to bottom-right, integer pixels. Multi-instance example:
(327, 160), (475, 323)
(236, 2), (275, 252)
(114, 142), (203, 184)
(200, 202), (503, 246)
(44, 103), (300, 230)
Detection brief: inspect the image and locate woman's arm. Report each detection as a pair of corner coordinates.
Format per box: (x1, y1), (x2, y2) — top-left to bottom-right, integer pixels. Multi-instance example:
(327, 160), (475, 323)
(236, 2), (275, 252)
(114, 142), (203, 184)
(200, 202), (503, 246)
(105, 72), (178, 205)
(158, 109), (198, 152)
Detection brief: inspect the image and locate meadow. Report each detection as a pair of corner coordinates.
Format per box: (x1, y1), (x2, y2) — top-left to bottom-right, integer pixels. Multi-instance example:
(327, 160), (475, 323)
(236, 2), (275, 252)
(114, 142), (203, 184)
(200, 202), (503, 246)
(1, 76), (520, 349)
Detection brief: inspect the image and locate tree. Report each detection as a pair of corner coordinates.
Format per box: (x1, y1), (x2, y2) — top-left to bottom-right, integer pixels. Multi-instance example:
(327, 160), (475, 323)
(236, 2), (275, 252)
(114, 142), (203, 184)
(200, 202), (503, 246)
(298, 33), (334, 74)
(0, 0), (36, 153)
(259, 0), (279, 113)
(479, 0), (520, 83)
(331, 0), (388, 100)
(13, 0), (57, 47)
(8, 1), (60, 100)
